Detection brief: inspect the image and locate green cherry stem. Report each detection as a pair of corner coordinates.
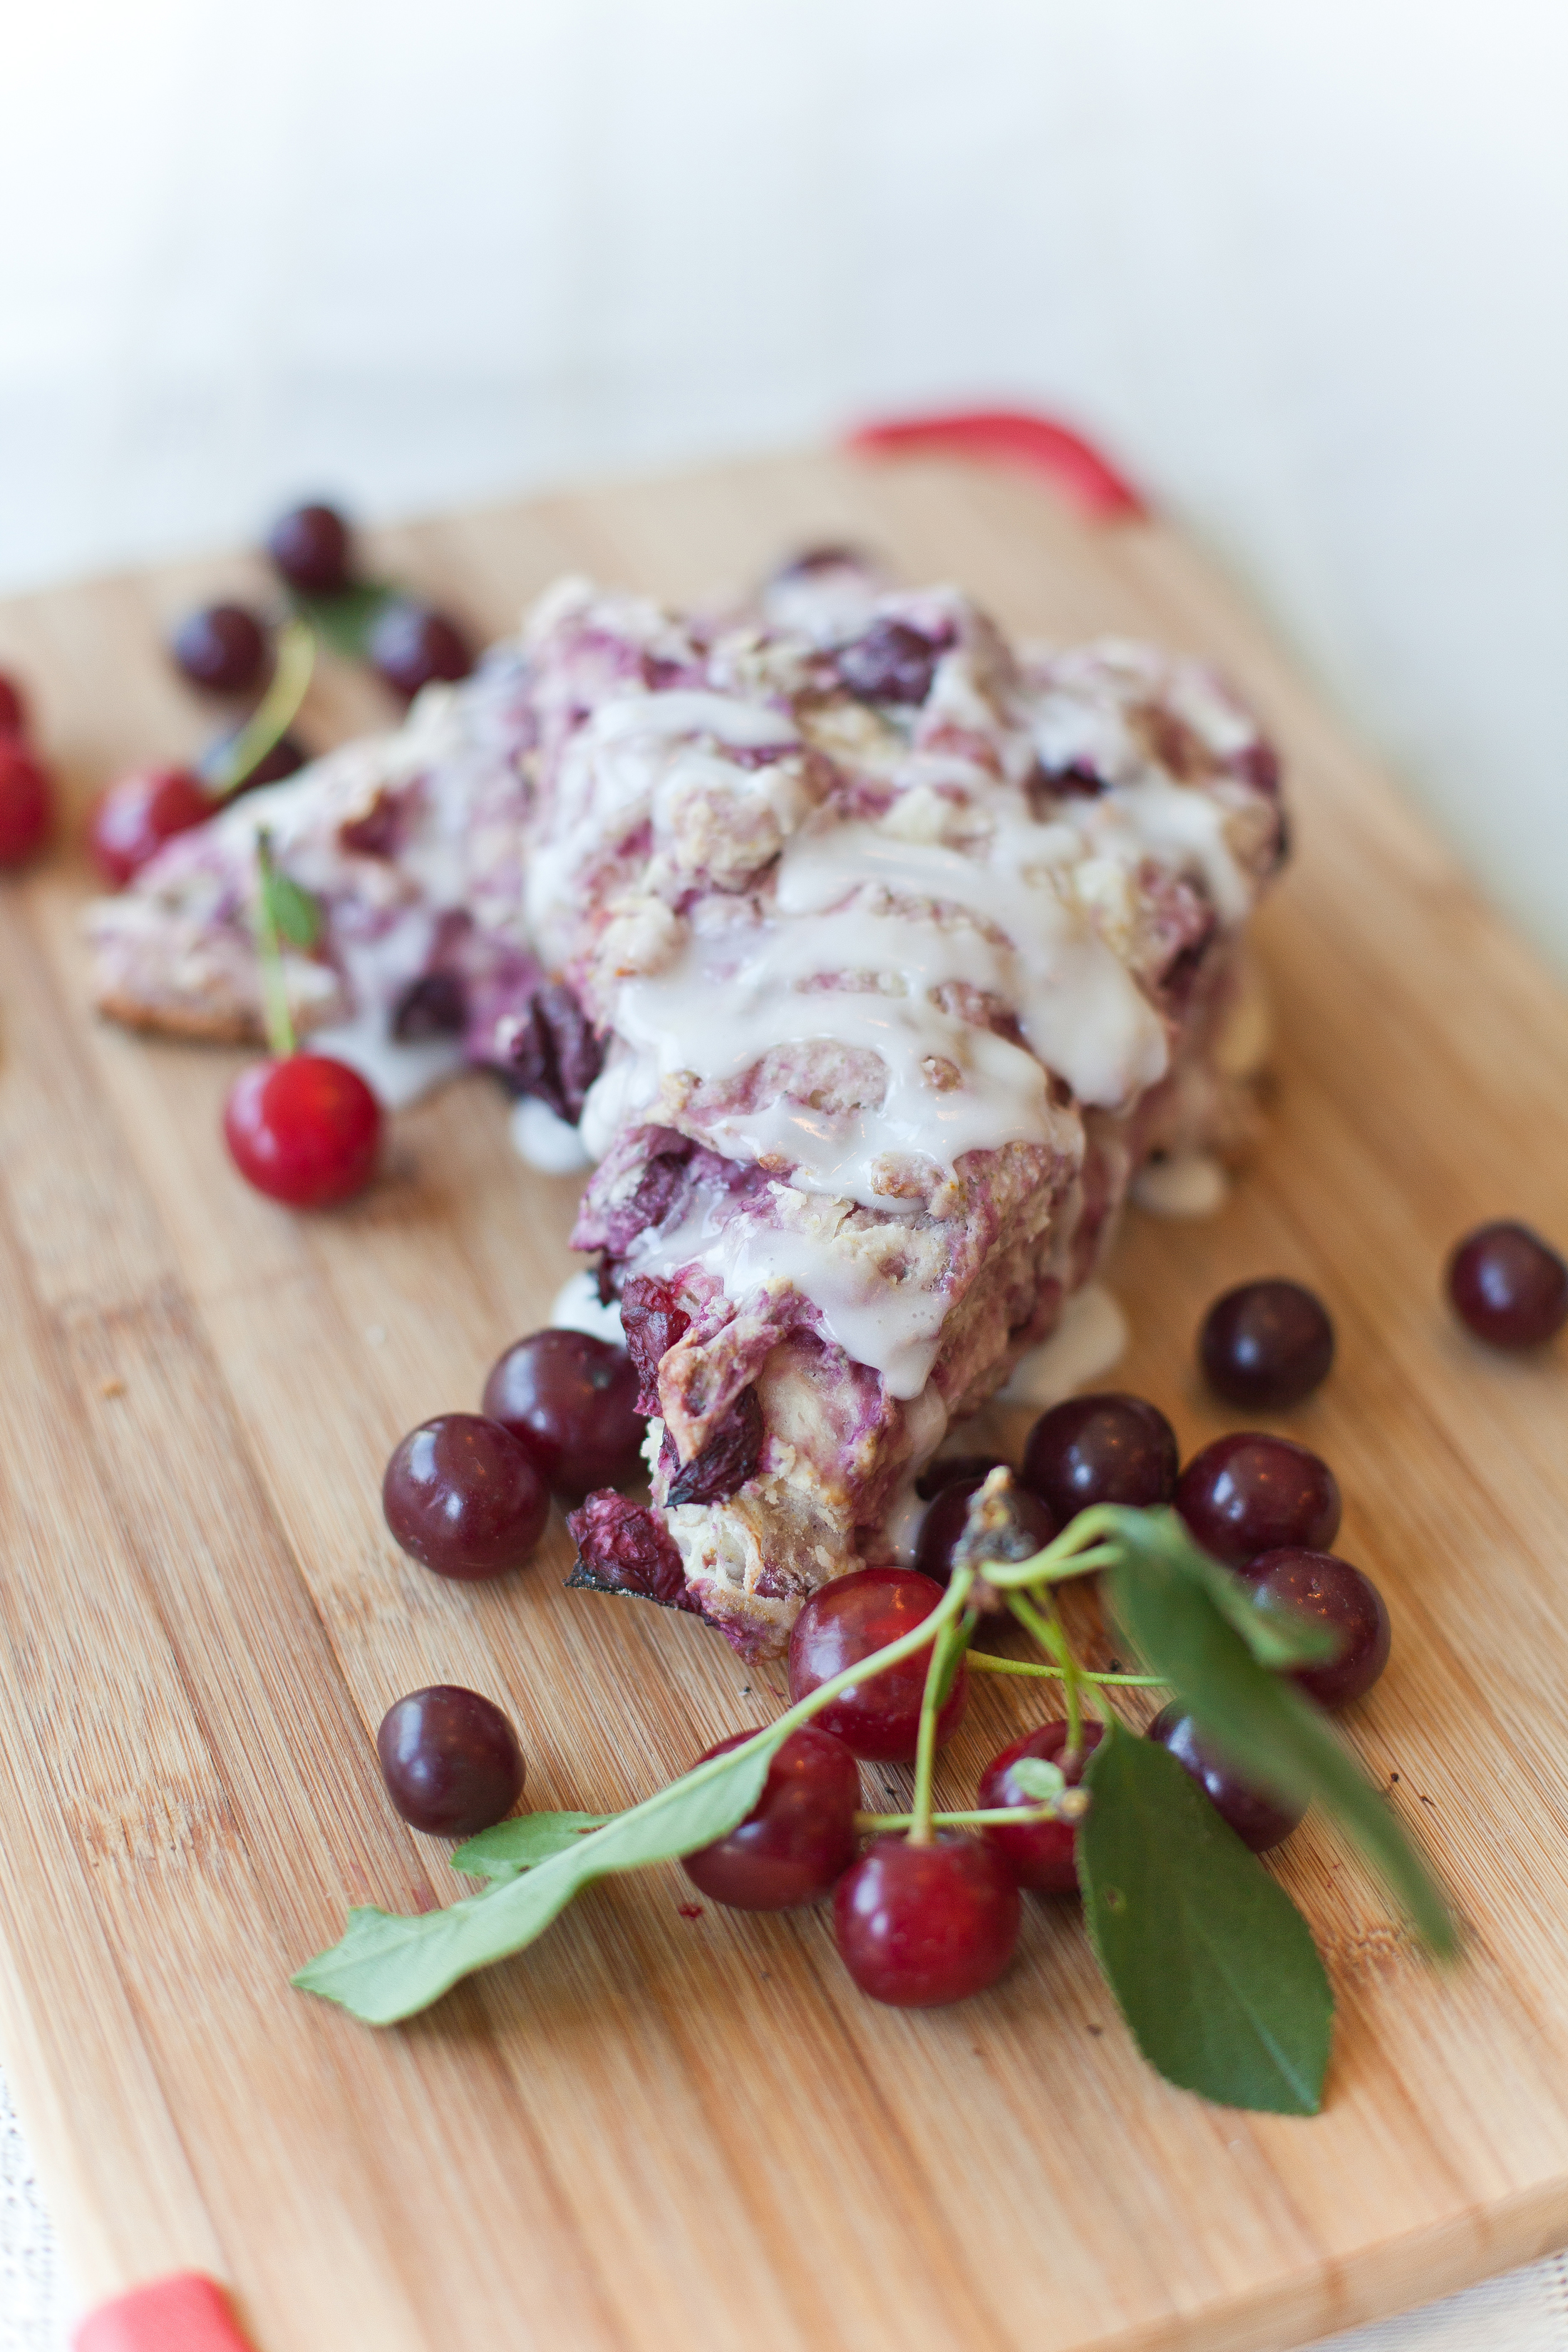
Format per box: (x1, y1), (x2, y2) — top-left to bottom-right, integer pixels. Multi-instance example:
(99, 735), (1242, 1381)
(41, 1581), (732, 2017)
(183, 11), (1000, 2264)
(907, 1609), (968, 1847)
(252, 831), (296, 1061)
(967, 1654), (1167, 1688)
(207, 619), (316, 799)
(854, 1800), (1086, 1835)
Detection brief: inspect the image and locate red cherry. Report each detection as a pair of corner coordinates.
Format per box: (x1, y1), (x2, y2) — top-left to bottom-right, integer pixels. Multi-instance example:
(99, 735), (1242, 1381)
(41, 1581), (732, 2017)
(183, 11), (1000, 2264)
(786, 1567), (968, 1763)
(914, 1473), (1053, 1584)
(88, 765), (213, 886)
(222, 1053), (381, 1207)
(482, 1329), (644, 1500)
(267, 502), (354, 596)
(1175, 1432), (1341, 1569)
(1447, 1221), (1568, 1350)
(170, 602), (269, 696)
(1146, 1705), (1304, 1850)
(0, 671), (28, 737)
(0, 741), (52, 867)
(681, 1726), (861, 1910)
(368, 602), (473, 699)
(1242, 1547), (1391, 1708)
(382, 1415), (550, 1581)
(833, 1833), (1021, 2006)
(376, 1685), (525, 1837)
(976, 1718), (1103, 1892)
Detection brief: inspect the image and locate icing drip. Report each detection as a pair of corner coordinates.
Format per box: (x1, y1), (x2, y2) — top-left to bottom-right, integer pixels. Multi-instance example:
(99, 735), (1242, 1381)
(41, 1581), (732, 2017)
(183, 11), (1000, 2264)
(996, 1284), (1129, 1407)
(1130, 1152), (1229, 1218)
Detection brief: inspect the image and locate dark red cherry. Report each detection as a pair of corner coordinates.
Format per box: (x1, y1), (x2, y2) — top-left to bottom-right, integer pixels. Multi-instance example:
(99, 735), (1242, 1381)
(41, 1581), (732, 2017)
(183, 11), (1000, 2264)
(88, 765), (212, 886)
(786, 1567), (967, 1763)
(1447, 1222), (1568, 1350)
(836, 618), (942, 705)
(1242, 1547), (1391, 1708)
(681, 1726), (861, 1909)
(382, 1413), (550, 1581)
(376, 1685), (525, 1837)
(0, 671), (29, 737)
(1147, 1705), (1305, 1850)
(1175, 1433), (1341, 1569)
(170, 602), (269, 696)
(1200, 1279), (1335, 1408)
(223, 1053), (381, 1208)
(915, 1474), (1053, 1584)
(0, 742), (52, 866)
(833, 1833), (1020, 2006)
(977, 1718), (1103, 1892)
(482, 1329), (644, 1500)
(368, 601), (473, 698)
(267, 502), (354, 596)
(1021, 1392), (1180, 1524)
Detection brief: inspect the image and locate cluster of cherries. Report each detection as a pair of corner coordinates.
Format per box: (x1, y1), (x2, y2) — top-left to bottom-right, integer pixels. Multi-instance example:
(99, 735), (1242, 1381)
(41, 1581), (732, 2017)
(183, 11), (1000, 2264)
(87, 499), (474, 893)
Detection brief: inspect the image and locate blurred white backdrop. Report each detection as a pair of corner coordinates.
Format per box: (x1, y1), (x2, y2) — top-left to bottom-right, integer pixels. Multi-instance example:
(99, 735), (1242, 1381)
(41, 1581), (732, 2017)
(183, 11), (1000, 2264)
(4, 0), (1567, 966)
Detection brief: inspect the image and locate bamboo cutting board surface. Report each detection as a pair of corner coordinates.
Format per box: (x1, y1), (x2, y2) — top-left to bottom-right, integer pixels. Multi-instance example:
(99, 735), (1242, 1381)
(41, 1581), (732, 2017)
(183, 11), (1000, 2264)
(2, 449), (1568, 2352)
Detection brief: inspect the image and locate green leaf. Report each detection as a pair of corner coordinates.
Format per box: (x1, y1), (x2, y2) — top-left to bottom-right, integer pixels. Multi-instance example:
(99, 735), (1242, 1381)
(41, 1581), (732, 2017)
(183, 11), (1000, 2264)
(262, 867), (321, 950)
(1007, 1756), (1066, 1802)
(1101, 1511), (1456, 1955)
(1078, 1720), (1333, 2113)
(452, 1812), (607, 1880)
(289, 581), (398, 661)
(294, 1728), (785, 2024)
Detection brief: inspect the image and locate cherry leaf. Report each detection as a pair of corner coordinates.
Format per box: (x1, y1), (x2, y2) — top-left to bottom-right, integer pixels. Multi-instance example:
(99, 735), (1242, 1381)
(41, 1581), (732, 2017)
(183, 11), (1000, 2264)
(451, 1812), (608, 1880)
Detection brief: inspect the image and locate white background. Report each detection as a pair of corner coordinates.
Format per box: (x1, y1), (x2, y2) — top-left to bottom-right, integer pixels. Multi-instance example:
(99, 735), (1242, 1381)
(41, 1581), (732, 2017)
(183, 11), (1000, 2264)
(5, 1), (1568, 967)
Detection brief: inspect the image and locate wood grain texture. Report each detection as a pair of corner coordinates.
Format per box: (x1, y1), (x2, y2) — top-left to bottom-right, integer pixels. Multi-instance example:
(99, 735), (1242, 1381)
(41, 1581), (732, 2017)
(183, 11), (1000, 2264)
(1, 450), (1567, 2352)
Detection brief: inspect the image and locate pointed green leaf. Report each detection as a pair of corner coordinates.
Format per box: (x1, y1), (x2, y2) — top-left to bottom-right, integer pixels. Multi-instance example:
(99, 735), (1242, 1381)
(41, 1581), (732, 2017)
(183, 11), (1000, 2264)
(452, 1812), (608, 1879)
(1078, 1720), (1333, 2114)
(262, 867), (321, 950)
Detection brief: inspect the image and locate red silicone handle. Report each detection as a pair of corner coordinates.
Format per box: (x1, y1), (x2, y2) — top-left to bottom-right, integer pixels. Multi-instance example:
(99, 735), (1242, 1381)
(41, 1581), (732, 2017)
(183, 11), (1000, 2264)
(846, 408), (1147, 521)
(75, 2272), (254, 2352)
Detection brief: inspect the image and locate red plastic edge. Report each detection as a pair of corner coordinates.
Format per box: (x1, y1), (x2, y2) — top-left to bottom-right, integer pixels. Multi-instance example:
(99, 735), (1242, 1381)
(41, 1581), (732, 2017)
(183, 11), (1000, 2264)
(845, 408), (1147, 521)
(74, 2273), (254, 2352)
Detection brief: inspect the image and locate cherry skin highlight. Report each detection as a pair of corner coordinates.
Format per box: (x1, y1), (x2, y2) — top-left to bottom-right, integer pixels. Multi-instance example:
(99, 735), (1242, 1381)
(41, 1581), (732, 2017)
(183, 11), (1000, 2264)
(1146, 1705), (1305, 1851)
(1242, 1547), (1391, 1708)
(915, 1474), (1053, 1584)
(681, 1726), (861, 1910)
(977, 1718), (1103, 1893)
(267, 501), (354, 595)
(834, 1833), (1021, 2006)
(88, 765), (212, 886)
(170, 602), (269, 696)
(223, 1053), (381, 1208)
(787, 1567), (968, 1763)
(482, 1329), (644, 1500)
(1175, 1432), (1341, 1569)
(1200, 1279), (1336, 1409)
(376, 1685), (525, 1837)
(0, 742), (52, 866)
(1021, 1392), (1180, 1524)
(1447, 1222), (1568, 1350)
(382, 1413), (550, 1581)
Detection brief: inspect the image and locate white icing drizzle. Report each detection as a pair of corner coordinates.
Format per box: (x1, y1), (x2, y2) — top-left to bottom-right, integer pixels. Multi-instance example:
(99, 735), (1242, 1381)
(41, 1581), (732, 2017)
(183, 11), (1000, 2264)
(511, 1096), (593, 1174)
(550, 1269), (626, 1345)
(996, 1284), (1129, 1407)
(1130, 1152), (1229, 1218)
(308, 1013), (464, 1108)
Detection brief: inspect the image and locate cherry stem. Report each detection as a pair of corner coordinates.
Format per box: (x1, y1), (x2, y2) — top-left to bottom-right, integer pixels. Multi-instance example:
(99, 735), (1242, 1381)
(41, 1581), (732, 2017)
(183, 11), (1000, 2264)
(967, 1654), (1166, 1687)
(252, 831), (296, 1061)
(909, 1612), (966, 1847)
(854, 1801), (1086, 1835)
(1008, 1589), (1096, 1753)
(207, 619), (316, 799)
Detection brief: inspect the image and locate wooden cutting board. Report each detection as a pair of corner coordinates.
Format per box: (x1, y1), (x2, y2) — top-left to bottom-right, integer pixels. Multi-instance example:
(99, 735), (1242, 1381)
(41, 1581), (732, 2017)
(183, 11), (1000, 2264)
(3, 448), (1568, 2352)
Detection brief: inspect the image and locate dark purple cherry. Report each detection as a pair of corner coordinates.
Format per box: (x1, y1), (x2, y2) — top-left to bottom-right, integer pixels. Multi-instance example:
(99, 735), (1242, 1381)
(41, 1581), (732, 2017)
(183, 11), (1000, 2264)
(833, 1833), (1020, 2006)
(1447, 1222), (1568, 1351)
(1021, 1392), (1179, 1525)
(368, 600), (473, 698)
(836, 618), (942, 706)
(376, 1685), (525, 1837)
(1242, 1547), (1391, 1708)
(681, 1726), (860, 1909)
(170, 602), (269, 696)
(977, 1719), (1103, 1892)
(1175, 1433), (1341, 1569)
(915, 1475), (1053, 1584)
(1200, 1279), (1335, 1409)
(382, 1413), (550, 1579)
(1147, 1705), (1305, 1851)
(482, 1329), (644, 1500)
(787, 1567), (967, 1763)
(267, 502), (354, 595)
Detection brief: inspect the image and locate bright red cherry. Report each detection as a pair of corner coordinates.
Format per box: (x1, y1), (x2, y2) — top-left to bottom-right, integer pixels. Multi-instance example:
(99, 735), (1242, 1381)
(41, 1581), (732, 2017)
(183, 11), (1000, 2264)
(1447, 1222), (1568, 1350)
(786, 1567), (968, 1763)
(0, 741), (52, 866)
(170, 602), (269, 696)
(382, 1413), (550, 1581)
(1146, 1705), (1305, 1850)
(1175, 1432), (1341, 1569)
(1242, 1547), (1391, 1708)
(88, 765), (212, 886)
(222, 1052), (381, 1207)
(833, 1833), (1020, 2006)
(976, 1718), (1103, 1892)
(1200, 1279), (1335, 1409)
(376, 1685), (525, 1837)
(915, 1474), (1053, 1584)
(1021, 1392), (1179, 1523)
(681, 1726), (861, 1909)
(368, 602), (473, 698)
(0, 671), (27, 737)
(482, 1329), (644, 1500)
(267, 502), (354, 595)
